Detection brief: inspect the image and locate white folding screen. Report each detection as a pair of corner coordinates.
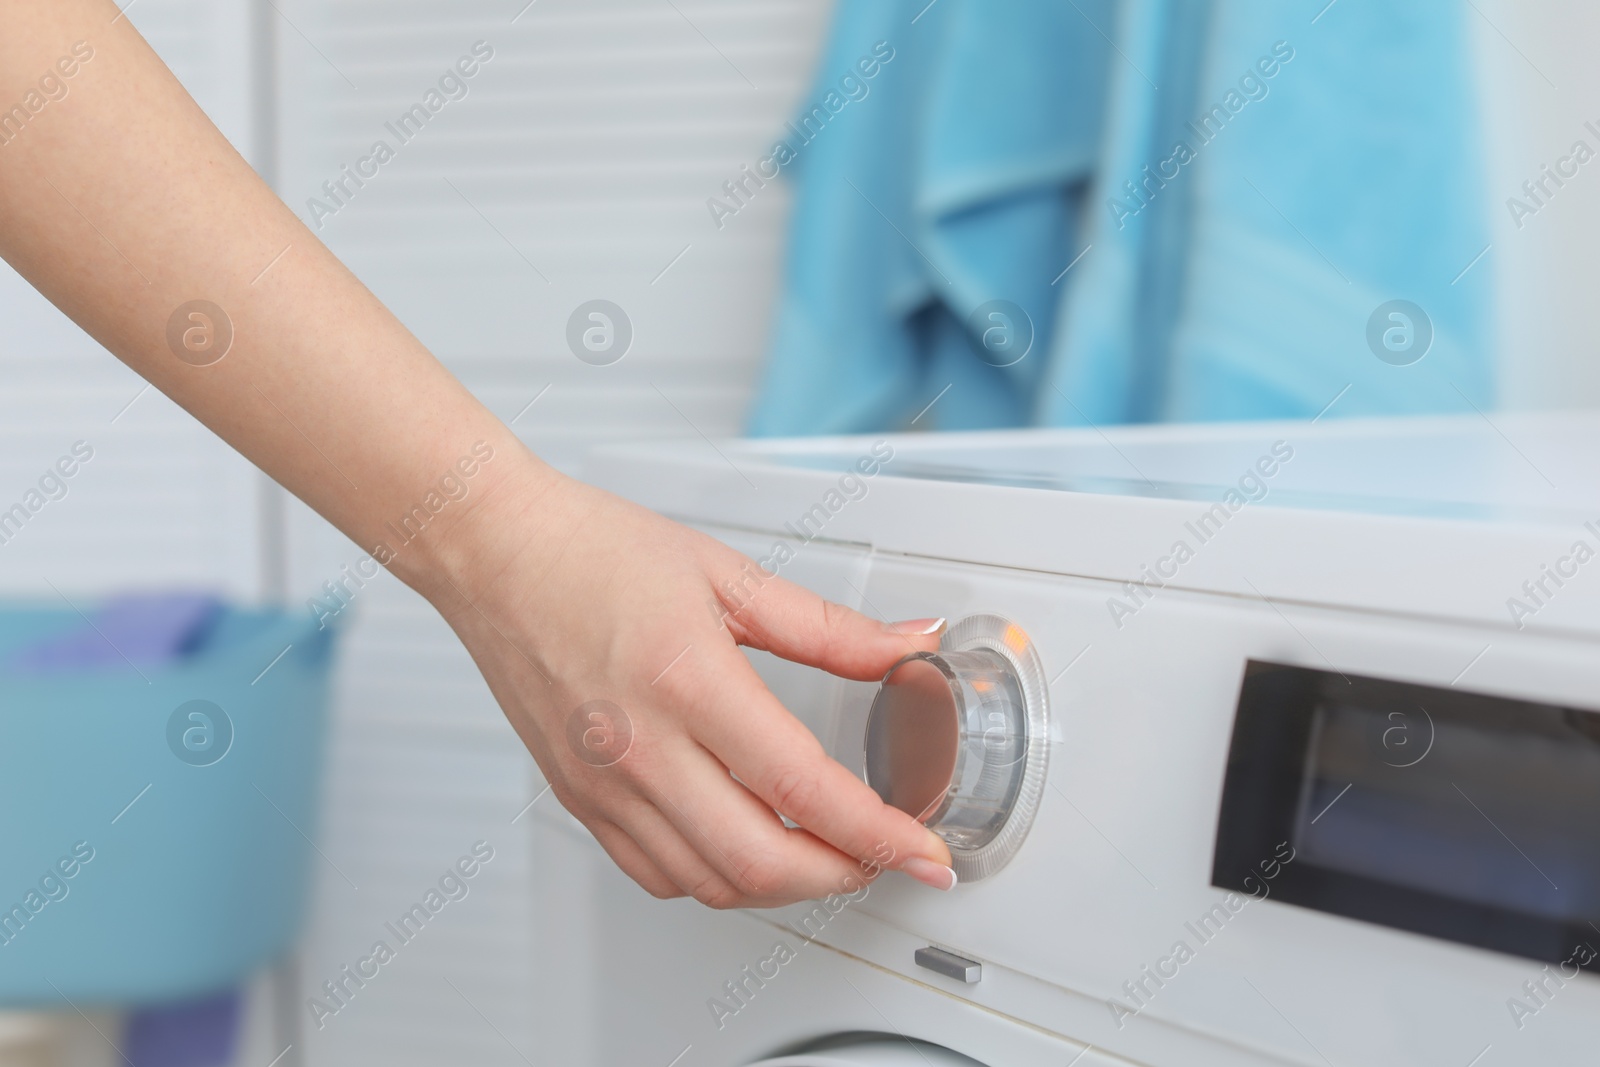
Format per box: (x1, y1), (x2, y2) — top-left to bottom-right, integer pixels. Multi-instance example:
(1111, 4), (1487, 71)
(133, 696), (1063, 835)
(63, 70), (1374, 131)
(268, 2), (832, 1064)
(272, 0), (828, 472)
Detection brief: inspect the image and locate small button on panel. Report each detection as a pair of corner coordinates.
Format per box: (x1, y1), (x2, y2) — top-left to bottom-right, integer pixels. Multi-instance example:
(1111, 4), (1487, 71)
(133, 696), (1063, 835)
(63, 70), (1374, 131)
(914, 945), (983, 984)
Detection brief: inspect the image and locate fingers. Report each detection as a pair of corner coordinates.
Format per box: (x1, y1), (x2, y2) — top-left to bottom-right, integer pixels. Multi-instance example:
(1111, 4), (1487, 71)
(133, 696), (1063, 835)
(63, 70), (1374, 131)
(584, 818), (684, 900)
(557, 737), (746, 906)
(669, 647), (956, 880)
(634, 735), (895, 906)
(720, 565), (944, 681)
(593, 806), (779, 911)
(578, 738), (823, 909)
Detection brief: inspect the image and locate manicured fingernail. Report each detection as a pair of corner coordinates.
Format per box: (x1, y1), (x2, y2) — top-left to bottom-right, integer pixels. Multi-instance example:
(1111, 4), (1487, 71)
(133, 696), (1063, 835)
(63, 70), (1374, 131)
(889, 617), (946, 636)
(901, 857), (958, 891)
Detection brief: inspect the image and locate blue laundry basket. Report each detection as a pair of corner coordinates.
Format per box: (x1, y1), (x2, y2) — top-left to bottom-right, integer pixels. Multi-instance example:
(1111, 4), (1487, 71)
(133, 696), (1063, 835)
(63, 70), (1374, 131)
(0, 604), (338, 1006)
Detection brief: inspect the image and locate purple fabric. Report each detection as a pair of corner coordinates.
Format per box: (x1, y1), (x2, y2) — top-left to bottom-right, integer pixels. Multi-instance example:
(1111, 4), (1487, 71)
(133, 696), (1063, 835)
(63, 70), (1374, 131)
(125, 988), (242, 1067)
(11, 592), (223, 670)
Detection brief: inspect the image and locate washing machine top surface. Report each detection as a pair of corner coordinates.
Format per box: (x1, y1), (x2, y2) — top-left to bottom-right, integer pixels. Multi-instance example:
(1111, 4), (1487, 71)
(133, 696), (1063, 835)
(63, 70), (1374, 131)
(761, 415), (1593, 522)
(587, 411), (1600, 636)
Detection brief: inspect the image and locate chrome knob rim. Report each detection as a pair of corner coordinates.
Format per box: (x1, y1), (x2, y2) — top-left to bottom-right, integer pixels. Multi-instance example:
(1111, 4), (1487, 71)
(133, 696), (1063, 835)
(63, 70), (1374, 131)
(864, 614), (1051, 883)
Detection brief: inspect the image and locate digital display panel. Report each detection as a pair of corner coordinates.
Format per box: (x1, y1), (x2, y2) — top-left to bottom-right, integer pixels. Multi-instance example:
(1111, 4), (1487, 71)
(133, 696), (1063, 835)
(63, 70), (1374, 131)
(1214, 661), (1600, 967)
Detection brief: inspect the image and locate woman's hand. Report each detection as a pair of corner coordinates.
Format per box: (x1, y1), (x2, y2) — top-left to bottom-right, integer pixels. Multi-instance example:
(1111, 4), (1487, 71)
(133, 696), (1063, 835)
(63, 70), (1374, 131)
(0, 0), (950, 907)
(421, 456), (958, 907)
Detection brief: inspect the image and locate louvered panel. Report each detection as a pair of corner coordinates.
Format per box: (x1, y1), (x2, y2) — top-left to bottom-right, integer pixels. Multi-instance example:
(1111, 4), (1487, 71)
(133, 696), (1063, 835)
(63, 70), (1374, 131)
(291, 572), (544, 1067)
(275, 0), (828, 392)
(0, 376), (259, 597)
(277, 3), (829, 1063)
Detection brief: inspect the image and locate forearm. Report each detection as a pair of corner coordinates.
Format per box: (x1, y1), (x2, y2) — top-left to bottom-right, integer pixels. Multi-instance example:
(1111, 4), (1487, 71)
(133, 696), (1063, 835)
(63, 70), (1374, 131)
(0, 0), (543, 597)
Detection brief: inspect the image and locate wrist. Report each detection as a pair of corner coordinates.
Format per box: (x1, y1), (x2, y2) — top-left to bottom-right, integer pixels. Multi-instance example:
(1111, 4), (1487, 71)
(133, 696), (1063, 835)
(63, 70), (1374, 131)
(377, 434), (565, 611)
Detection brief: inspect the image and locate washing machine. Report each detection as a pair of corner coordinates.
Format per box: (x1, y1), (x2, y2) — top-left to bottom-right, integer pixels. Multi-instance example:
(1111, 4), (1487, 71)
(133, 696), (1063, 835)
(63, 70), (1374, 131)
(527, 412), (1600, 1067)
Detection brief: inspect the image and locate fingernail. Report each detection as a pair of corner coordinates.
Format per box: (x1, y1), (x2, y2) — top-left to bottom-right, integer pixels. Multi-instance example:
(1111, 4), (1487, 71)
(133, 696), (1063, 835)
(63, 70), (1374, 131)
(888, 617), (946, 637)
(901, 857), (958, 891)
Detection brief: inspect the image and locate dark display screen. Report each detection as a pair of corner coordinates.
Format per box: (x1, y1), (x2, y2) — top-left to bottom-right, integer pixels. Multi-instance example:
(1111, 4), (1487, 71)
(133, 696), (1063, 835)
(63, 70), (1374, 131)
(1214, 661), (1600, 967)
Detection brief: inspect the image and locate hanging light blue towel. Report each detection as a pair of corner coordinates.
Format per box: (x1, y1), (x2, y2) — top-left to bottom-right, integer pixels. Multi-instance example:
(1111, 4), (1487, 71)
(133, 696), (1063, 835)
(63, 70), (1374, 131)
(746, 0), (1114, 434)
(1041, 0), (1494, 425)
(749, 0), (1493, 434)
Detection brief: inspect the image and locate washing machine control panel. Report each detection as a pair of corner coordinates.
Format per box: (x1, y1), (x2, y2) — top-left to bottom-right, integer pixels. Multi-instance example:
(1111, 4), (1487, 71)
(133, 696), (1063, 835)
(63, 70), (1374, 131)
(864, 615), (1050, 883)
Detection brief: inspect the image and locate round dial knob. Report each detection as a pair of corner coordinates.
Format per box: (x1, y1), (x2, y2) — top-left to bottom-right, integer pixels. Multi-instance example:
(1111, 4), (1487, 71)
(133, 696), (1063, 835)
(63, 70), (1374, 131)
(864, 614), (1050, 883)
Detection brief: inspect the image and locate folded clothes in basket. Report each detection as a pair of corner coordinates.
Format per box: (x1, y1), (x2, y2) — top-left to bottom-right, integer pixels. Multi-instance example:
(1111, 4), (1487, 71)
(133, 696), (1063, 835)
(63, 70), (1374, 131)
(8, 591), (223, 671)
(125, 987), (241, 1067)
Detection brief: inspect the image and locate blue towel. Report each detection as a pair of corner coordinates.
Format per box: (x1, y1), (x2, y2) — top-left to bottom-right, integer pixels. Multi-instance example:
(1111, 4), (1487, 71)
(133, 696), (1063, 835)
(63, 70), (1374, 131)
(751, 0), (1492, 434)
(746, 0), (1113, 434)
(1042, 0), (1494, 424)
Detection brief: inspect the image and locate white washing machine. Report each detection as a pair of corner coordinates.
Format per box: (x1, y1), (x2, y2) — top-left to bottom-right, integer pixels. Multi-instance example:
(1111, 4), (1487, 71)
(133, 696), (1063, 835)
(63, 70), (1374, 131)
(527, 413), (1600, 1067)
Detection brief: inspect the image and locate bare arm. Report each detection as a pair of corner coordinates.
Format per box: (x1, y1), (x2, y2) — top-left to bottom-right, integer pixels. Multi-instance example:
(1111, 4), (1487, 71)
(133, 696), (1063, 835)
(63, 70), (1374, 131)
(0, 0), (956, 905)
(0, 1), (520, 585)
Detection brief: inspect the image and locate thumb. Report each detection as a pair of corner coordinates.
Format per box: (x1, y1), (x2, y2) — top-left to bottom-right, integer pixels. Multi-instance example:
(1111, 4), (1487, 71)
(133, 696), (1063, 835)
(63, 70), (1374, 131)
(723, 569), (946, 681)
